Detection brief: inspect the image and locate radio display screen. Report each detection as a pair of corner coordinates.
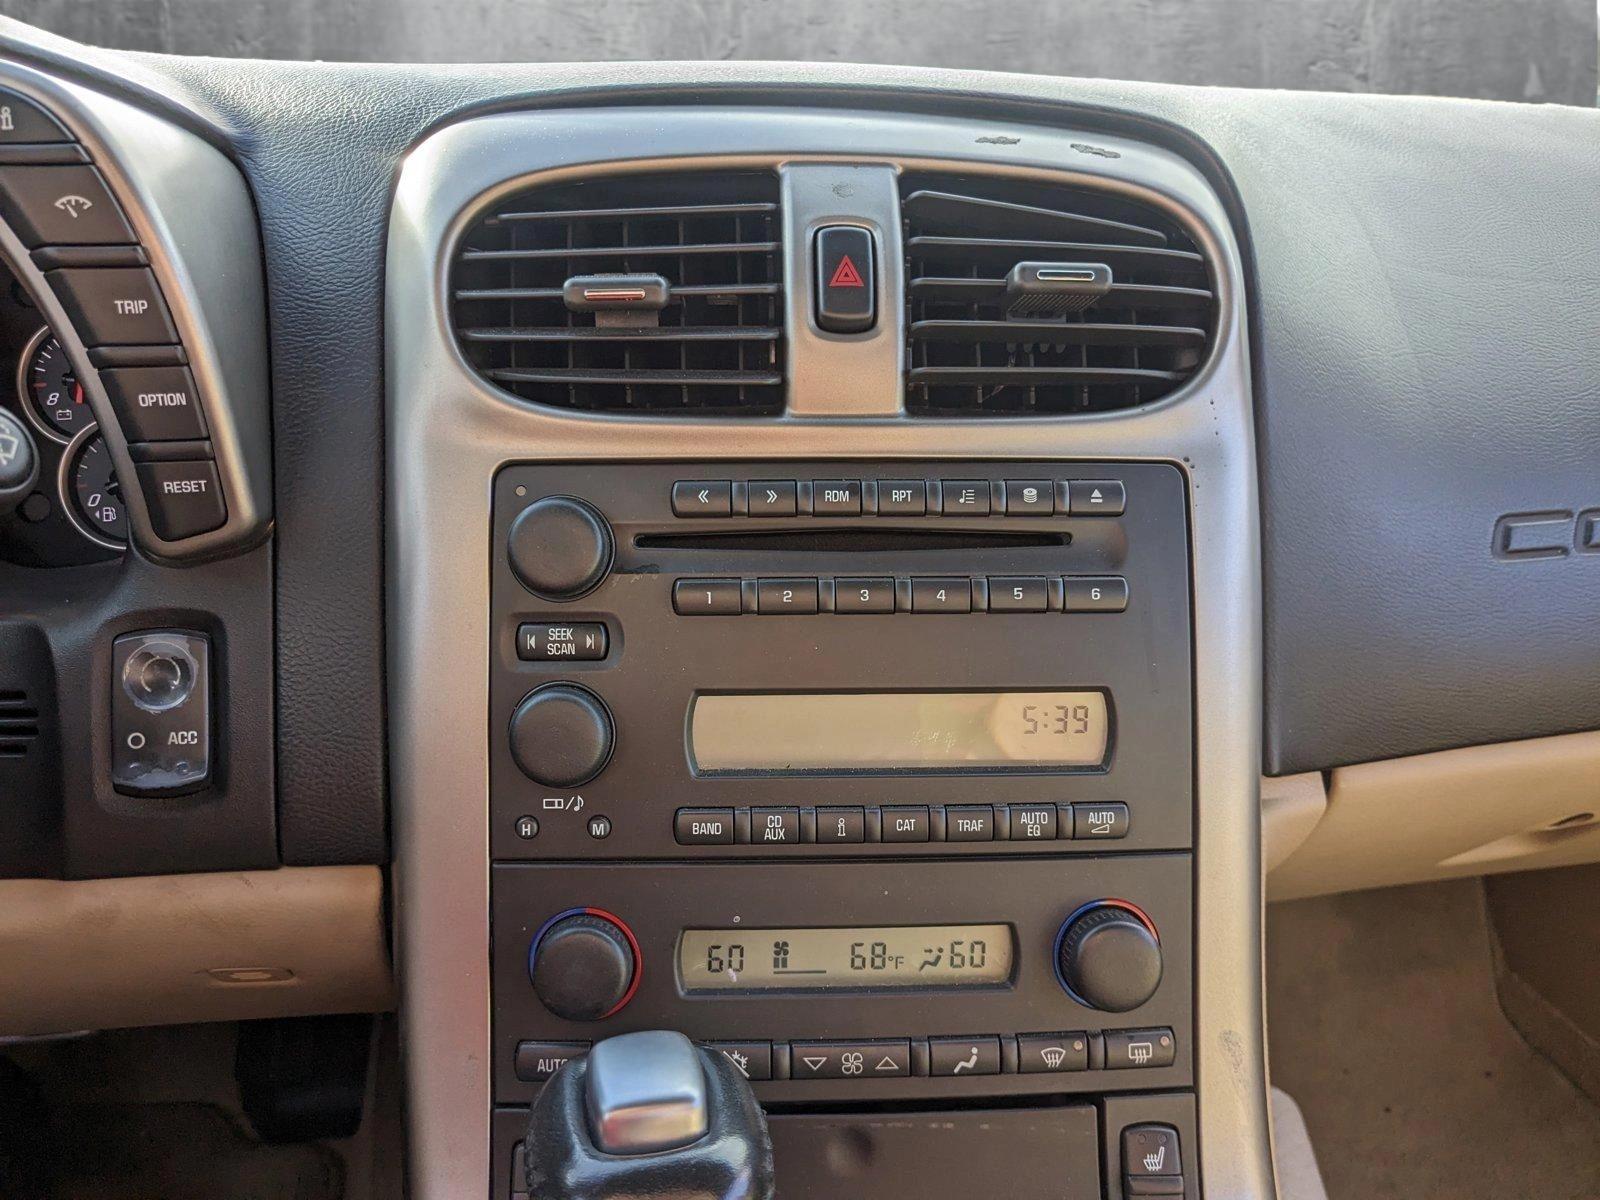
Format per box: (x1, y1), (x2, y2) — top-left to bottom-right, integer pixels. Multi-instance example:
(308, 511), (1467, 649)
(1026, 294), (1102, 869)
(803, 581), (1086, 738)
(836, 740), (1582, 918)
(679, 924), (1014, 992)
(689, 690), (1109, 772)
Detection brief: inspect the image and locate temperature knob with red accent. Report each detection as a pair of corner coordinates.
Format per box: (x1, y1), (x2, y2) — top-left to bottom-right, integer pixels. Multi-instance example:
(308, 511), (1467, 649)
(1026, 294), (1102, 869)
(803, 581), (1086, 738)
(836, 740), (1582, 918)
(529, 909), (640, 1022)
(1055, 900), (1163, 1013)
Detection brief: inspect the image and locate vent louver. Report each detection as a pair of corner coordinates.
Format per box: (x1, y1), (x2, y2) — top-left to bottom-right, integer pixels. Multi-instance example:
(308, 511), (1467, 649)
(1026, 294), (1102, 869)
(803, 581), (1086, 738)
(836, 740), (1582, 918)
(901, 173), (1216, 416)
(452, 172), (785, 415)
(0, 690), (39, 758)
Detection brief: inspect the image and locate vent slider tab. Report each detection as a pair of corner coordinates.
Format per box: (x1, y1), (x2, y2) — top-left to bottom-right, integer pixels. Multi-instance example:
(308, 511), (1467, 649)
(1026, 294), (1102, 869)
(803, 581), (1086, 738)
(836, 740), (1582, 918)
(1004, 261), (1112, 318)
(564, 273), (672, 327)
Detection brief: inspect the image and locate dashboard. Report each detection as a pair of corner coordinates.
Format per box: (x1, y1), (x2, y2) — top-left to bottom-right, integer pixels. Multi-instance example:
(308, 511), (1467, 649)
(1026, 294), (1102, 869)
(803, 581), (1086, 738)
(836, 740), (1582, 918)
(1, 13), (1598, 1200)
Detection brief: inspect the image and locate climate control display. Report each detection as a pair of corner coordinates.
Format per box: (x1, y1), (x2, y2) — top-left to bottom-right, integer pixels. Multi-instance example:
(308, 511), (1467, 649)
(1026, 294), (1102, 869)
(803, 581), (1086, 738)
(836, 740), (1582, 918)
(679, 924), (1014, 992)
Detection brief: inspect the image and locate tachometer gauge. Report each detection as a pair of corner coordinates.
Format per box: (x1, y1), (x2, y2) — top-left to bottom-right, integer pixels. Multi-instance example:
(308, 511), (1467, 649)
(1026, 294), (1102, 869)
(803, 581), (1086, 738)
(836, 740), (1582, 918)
(59, 426), (127, 550)
(18, 327), (92, 443)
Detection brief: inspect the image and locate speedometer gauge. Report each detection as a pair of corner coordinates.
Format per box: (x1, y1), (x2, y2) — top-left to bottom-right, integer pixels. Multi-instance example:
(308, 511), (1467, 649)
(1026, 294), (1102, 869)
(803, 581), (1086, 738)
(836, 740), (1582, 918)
(59, 426), (127, 550)
(17, 327), (92, 443)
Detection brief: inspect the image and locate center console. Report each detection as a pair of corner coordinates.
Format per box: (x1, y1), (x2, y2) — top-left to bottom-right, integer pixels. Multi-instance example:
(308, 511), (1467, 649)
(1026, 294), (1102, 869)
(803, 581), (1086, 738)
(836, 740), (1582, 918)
(386, 106), (1268, 1200)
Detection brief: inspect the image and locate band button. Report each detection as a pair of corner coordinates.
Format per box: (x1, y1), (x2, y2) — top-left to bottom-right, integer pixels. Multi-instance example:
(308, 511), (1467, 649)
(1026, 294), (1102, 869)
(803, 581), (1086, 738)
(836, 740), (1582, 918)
(675, 808), (735, 845)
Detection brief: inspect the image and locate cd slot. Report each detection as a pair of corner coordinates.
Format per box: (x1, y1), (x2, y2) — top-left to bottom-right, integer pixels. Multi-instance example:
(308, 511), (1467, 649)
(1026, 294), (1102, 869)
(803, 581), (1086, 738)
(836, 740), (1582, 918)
(636, 529), (1067, 553)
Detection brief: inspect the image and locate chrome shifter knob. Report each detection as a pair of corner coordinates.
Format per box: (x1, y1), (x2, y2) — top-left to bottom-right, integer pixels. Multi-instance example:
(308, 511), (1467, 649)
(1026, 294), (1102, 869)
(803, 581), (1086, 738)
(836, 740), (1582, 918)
(584, 1031), (708, 1154)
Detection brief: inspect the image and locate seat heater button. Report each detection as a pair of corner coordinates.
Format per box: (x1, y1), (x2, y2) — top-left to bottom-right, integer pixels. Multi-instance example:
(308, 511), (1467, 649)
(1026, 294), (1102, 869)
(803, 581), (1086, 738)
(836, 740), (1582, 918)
(0, 165), (133, 246)
(134, 459), (226, 540)
(46, 267), (177, 345)
(100, 365), (207, 441)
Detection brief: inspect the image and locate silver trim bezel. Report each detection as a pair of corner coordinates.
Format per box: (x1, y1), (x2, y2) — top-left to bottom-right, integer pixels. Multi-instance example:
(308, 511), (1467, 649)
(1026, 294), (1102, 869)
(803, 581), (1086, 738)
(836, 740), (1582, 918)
(388, 105), (1269, 1200)
(16, 324), (73, 445)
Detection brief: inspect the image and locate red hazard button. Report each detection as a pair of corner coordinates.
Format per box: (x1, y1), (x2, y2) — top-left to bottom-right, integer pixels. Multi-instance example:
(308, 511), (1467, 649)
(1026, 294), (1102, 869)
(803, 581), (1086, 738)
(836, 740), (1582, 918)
(814, 225), (876, 334)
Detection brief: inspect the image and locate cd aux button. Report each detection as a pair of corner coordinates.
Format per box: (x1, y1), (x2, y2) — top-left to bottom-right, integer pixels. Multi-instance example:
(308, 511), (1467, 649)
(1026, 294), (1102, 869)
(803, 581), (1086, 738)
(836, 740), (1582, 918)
(751, 807), (800, 845)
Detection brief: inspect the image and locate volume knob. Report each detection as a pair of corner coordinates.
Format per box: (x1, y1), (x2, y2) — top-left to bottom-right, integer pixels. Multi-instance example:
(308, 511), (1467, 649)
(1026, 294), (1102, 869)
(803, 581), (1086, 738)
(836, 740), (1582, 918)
(507, 495), (613, 601)
(509, 683), (614, 787)
(1056, 901), (1163, 1013)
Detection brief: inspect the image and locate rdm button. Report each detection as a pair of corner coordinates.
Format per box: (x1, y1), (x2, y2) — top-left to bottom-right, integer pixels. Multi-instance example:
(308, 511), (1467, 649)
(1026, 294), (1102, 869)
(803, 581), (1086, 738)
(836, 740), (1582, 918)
(814, 225), (875, 333)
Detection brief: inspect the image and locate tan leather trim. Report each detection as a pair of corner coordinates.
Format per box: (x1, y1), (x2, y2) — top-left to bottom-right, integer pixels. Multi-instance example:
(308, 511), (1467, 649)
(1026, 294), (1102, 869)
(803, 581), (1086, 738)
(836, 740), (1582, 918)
(1267, 730), (1600, 901)
(0, 866), (395, 1037)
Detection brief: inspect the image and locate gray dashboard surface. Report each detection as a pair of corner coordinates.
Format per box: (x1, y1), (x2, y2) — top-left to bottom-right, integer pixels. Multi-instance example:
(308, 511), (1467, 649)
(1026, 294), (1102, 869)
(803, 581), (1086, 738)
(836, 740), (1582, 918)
(4, 17), (1596, 795)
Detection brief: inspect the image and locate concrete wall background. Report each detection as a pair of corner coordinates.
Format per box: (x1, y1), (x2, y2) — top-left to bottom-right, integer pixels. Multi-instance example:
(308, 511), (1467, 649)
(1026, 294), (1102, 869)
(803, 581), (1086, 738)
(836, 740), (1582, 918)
(2, 0), (1595, 105)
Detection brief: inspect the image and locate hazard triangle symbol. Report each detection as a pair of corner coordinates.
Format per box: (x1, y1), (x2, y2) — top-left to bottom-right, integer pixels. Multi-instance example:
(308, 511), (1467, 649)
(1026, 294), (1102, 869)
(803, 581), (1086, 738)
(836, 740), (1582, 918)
(828, 255), (865, 289)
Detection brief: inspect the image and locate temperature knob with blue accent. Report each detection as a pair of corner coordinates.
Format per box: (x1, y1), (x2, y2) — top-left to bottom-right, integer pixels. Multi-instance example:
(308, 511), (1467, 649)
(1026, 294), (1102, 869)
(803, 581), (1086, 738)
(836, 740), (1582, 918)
(529, 908), (641, 1022)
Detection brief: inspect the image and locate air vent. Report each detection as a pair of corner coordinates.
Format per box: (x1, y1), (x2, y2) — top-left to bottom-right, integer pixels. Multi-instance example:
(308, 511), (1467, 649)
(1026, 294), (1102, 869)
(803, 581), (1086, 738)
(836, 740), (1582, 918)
(901, 173), (1216, 416)
(452, 172), (785, 415)
(0, 690), (39, 758)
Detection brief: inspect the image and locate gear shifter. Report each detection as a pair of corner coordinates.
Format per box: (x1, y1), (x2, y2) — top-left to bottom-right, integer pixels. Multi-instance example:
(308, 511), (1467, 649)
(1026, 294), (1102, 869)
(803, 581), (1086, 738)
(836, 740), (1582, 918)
(523, 1030), (775, 1200)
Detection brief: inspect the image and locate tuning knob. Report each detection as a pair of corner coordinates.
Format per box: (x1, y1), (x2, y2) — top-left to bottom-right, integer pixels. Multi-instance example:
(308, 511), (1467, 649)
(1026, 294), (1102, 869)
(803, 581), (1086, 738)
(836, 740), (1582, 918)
(509, 683), (615, 788)
(530, 909), (640, 1021)
(507, 495), (613, 600)
(1056, 901), (1163, 1013)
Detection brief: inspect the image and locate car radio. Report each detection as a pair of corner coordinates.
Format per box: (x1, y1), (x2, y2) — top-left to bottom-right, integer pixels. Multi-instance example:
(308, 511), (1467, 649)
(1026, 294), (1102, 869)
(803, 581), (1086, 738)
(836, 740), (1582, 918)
(488, 460), (1194, 1110)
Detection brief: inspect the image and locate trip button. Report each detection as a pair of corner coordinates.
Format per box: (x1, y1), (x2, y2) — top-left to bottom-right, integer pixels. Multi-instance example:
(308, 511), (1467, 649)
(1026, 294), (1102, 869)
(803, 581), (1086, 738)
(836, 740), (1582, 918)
(672, 480), (731, 517)
(0, 90), (71, 143)
(910, 577), (971, 613)
(792, 1040), (910, 1079)
(929, 1036), (1001, 1077)
(517, 622), (607, 662)
(1104, 1028), (1176, 1070)
(811, 480), (862, 516)
(0, 166), (134, 247)
(100, 366), (207, 442)
(134, 459), (226, 540)
(751, 807), (800, 846)
(756, 578), (819, 614)
(816, 807), (866, 843)
(46, 267), (177, 345)
(945, 805), (995, 841)
(675, 809), (735, 845)
(1072, 802), (1130, 840)
(882, 806), (930, 842)
(834, 577), (894, 614)
(1016, 1032), (1089, 1074)
(514, 1040), (590, 1083)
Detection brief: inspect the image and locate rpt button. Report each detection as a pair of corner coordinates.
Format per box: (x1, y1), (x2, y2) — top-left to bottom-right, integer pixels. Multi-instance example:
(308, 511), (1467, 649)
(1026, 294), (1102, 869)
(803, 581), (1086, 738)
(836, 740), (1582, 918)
(134, 459), (226, 540)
